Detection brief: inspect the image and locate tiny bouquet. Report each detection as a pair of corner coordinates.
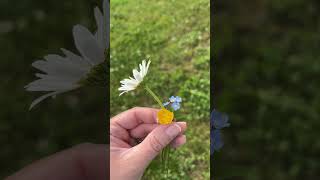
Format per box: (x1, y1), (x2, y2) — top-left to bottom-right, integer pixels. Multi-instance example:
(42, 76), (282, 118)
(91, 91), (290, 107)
(118, 59), (182, 173)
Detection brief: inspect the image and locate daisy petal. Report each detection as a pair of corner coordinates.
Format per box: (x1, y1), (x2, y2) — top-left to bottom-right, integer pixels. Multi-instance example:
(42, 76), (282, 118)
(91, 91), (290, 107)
(73, 25), (104, 65)
(145, 60), (151, 74)
(61, 48), (91, 70)
(103, 0), (110, 49)
(29, 90), (68, 110)
(133, 69), (141, 81)
(94, 7), (105, 50)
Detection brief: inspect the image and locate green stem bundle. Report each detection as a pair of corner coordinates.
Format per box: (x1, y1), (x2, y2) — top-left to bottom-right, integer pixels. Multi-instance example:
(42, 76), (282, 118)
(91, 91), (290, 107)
(144, 85), (171, 176)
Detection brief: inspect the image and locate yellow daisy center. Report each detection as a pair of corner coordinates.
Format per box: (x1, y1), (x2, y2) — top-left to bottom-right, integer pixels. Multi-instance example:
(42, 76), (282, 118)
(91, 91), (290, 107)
(157, 108), (174, 125)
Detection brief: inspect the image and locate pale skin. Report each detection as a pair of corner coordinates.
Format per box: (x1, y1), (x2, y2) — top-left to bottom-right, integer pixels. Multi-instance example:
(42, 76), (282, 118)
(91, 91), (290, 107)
(110, 107), (187, 180)
(5, 107), (186, 180)
(5, 143), (108, 180)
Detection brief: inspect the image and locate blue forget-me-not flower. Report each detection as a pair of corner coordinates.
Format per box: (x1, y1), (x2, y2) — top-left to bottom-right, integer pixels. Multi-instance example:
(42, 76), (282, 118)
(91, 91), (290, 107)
(211, 110), (230, 155)
(163, 96), (182, 111)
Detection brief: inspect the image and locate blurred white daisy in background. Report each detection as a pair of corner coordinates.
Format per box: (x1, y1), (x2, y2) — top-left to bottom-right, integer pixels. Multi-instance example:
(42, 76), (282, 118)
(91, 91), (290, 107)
(119, 60), (151, 96)
(94, 0), (109, 51)
(25, 0), (109, 110)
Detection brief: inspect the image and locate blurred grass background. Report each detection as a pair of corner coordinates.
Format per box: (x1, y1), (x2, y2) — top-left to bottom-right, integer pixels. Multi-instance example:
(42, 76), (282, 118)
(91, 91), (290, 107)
(110, 0), (210, 179)
(0, 0), (106, 178)
(213, 0), (320, 179)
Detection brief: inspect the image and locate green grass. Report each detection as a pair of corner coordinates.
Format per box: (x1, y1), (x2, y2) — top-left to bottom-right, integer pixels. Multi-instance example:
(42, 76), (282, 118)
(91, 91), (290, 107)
(213, 0), (320, 179)
(110, 0), (210, 179)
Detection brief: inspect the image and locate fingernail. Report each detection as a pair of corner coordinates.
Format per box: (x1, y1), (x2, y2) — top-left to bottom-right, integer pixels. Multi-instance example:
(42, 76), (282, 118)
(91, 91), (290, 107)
(176, 122), (187, 129)
(165, 123), (181, 138)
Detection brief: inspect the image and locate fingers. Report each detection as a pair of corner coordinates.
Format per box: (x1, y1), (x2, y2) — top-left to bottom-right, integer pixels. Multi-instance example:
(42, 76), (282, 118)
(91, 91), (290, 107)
(71, 144), (108, 180)
(126, 122), (186, 168)
(110, 107), (158, 144)
(110, 135), (131, 148)
(176, 122), (187, 133)
(130, 122), (187, 139)
(111, 107), (158, 130)
(130, 124), (159, 138)
(171, 135), (187, 148)
(6, 143), (108, 180)
(110, 122), (131, 143)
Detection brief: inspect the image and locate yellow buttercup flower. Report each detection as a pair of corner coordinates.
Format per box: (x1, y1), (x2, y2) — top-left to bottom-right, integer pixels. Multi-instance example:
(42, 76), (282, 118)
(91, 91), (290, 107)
(157, 108), (174, 125)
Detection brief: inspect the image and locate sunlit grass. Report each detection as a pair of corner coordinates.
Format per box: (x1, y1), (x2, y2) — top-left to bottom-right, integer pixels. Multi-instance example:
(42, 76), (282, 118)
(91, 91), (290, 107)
(111, 0), (210, 179)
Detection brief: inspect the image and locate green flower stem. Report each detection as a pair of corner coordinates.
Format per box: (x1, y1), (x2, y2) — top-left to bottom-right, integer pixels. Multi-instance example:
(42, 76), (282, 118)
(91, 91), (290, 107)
(162, 146), (170, 177)
(144, 85), (170, 174)
(144, 85), (164, 109)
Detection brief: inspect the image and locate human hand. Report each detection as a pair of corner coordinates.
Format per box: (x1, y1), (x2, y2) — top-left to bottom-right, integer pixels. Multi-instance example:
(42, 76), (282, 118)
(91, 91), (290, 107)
(6, 143), (107, 180)
(110, 107), (187, 180)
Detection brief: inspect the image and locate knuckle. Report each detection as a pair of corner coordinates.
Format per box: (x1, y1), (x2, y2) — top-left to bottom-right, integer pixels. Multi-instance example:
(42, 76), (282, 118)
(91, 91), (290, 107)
(149, 134), (164, 153)
(110, 124), (120, 135)
(131, 107), (141, 112)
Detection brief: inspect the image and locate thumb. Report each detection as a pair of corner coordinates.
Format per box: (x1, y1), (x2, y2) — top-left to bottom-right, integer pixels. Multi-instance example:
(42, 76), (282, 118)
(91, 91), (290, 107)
(131, 123), (182, 167)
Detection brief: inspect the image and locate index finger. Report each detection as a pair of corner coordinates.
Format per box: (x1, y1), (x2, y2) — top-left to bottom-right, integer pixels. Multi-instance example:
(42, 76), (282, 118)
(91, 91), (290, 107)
(110, 107), (159, 130)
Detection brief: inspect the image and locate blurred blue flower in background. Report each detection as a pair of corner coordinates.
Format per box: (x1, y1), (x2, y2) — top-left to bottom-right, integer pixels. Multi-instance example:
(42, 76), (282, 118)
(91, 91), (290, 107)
(163, 96), (182, 111)
(211, 129), (223, 152)
(211, 110), (230, 155)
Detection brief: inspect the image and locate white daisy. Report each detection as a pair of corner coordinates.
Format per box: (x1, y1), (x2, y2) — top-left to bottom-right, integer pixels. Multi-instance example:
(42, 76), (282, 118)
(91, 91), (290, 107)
(25, 0), (109, 110)
(119, 60), (151, 96)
